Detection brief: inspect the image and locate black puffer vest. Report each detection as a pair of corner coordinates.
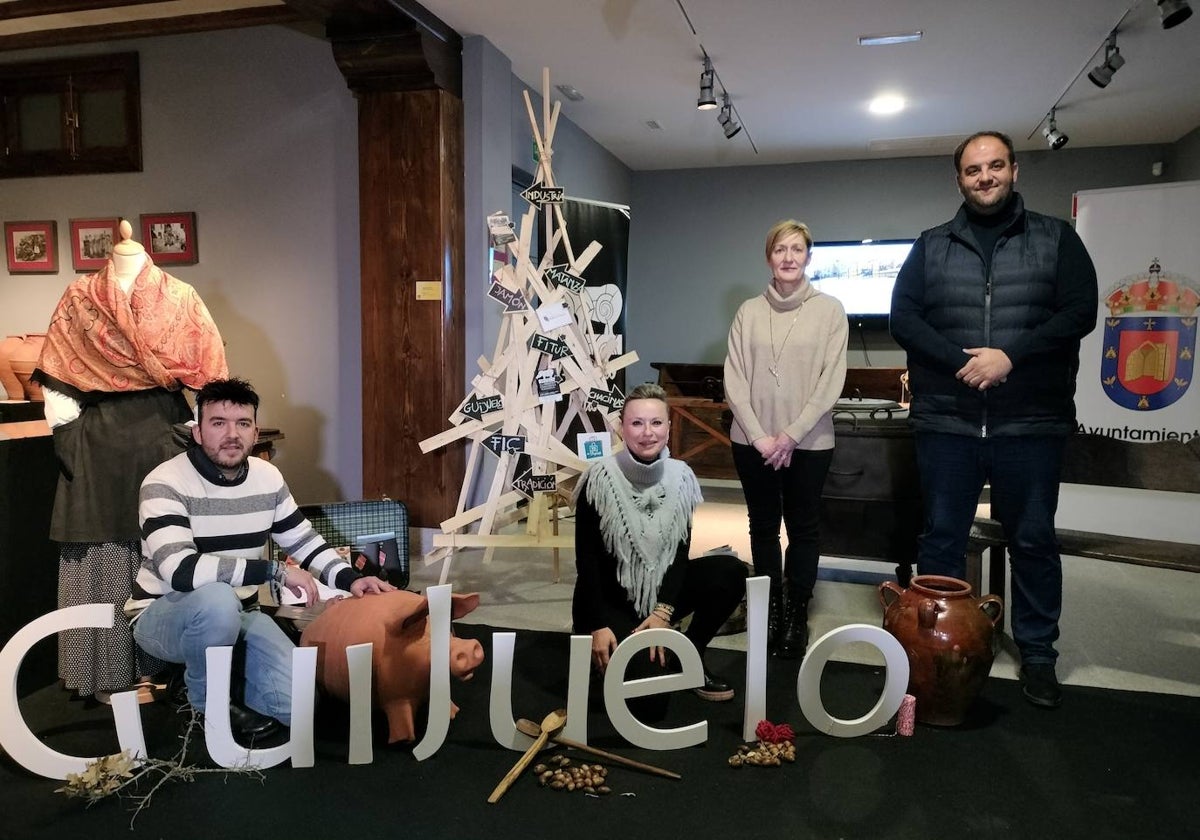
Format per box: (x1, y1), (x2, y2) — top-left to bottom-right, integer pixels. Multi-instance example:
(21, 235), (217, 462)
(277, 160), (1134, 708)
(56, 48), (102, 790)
(908, 195), (1080, 437)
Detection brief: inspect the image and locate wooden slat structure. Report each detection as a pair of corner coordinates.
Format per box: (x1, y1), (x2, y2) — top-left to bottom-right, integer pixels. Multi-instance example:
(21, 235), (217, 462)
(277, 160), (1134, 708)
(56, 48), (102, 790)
(419, 69), (636, 584)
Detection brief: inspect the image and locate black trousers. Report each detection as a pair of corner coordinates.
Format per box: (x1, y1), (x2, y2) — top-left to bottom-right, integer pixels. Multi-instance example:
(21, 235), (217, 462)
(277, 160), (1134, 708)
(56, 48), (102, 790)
(587, 553), (748, 720)
(731, 442), (833, 602)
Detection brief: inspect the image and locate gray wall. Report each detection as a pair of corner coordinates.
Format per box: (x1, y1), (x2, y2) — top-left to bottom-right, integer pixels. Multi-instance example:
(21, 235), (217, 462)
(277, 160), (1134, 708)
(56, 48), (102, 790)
(3, 23), (1196, 509)
(1168, 125), (1200, 181)
(0, 24), (361, 503)
(624, 143), (1174, 386)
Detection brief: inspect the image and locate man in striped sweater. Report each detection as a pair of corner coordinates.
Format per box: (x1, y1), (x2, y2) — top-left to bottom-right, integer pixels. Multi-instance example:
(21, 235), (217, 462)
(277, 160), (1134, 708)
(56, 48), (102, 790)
(133, 377), (394, 741)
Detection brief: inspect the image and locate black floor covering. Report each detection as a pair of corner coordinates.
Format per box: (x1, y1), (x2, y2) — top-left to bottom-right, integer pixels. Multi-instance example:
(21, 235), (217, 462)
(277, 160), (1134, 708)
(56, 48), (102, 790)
(2, 624), (1197, 840)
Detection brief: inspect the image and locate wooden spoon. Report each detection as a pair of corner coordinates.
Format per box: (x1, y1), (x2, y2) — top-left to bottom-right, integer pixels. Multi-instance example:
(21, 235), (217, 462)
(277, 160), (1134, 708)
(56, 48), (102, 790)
(514, 718), (681, 780)
(488, 708), (567, 803)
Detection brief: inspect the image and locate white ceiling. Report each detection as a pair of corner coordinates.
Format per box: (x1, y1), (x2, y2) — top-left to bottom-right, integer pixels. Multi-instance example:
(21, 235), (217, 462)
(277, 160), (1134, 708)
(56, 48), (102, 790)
(417, 0), (1200, 170)
(3, 1), (1197, 172)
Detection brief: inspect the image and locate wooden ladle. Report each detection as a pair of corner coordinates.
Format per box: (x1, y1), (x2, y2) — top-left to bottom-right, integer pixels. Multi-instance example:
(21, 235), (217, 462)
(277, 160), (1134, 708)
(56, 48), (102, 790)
(514, 718), (681, 780)
(488, 708), (567, 803)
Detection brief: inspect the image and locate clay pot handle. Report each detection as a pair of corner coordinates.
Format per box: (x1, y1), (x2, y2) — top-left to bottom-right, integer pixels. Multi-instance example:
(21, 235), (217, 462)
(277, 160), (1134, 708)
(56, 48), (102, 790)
(917, 598), (940, 629)
(878, 580), (903, 611)
(977, 595), (1004, 628)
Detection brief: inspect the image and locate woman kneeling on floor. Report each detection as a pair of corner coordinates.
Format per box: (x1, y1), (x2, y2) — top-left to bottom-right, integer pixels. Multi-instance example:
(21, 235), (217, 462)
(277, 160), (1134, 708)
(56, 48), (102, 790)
(572, 382), (749, 718)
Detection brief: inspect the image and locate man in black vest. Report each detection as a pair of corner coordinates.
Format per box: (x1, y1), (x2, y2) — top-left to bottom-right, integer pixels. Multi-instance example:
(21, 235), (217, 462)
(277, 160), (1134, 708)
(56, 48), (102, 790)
(890, 131), (1098, 709)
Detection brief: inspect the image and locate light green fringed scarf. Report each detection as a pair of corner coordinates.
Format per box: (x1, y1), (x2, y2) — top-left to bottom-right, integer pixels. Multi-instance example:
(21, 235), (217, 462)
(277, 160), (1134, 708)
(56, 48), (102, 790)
(578, 447), (703, 616)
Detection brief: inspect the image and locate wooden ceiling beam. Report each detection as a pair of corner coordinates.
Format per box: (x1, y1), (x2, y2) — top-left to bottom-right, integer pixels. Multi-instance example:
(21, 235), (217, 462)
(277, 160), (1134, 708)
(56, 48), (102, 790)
(0, 6), (303, 52)
(0, 1), (165, 23)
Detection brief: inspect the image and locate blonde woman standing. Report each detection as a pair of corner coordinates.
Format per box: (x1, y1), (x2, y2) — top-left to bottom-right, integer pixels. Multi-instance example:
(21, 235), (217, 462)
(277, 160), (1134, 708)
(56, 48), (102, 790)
(723, 220), (847, 660)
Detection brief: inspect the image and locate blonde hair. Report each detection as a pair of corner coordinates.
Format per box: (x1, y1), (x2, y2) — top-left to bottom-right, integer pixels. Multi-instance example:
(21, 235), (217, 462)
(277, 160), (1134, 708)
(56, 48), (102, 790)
(764, 219), (813, 260)
(621, 382), (668, 418)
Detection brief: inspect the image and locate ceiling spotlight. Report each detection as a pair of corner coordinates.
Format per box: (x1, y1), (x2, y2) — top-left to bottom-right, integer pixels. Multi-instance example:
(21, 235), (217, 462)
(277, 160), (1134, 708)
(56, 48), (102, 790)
(868, 94), (906, 115)
(1157, 0), (1193, 29)
(717, 93), (741, 139)
(1088, 34), (1125, 88)
(697, 57), (717, 110)
(1042, 110), (1068, 150)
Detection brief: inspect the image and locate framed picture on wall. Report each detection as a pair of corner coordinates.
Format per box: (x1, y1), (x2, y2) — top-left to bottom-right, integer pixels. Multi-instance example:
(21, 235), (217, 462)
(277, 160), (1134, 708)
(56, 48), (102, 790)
(140, 212), (197, 265)
(69, 217), (121, 272)
(4, 220), (58, 274)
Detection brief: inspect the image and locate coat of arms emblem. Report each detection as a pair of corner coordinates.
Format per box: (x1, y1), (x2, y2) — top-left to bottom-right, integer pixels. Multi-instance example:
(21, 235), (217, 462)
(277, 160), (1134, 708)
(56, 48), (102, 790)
(1100, 258), (1197, 410)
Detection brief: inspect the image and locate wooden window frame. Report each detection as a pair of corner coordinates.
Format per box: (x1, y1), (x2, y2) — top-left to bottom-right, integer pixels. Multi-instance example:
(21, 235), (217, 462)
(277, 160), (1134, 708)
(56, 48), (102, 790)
(0, 51), (141, 178)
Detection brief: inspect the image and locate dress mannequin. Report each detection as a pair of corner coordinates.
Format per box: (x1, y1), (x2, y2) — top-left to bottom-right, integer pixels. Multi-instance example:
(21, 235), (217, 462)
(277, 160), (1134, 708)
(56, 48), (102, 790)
(33, 218), (227, 700)
(43, 223), (146, 429)
(110, 220), (147, 292)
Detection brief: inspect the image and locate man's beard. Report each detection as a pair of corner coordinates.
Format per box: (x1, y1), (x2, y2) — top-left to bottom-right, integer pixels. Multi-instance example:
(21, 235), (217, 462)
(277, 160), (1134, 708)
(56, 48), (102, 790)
(209, 443), (248, 469)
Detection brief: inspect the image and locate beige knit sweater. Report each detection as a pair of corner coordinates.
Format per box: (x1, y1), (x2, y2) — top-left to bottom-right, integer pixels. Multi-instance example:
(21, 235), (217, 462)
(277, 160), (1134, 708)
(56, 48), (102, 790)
(723, 280), (848, 450)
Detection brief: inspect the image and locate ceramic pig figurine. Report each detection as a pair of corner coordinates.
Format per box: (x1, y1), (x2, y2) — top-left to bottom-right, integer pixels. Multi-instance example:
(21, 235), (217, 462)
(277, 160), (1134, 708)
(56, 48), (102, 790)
(299, 589), (485, 743)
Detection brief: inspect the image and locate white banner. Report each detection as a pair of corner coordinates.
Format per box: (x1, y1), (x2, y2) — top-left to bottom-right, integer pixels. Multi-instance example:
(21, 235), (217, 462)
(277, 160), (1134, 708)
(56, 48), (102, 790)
(1062, 181), (1200, 542)
(1074, 181), (1200, 440)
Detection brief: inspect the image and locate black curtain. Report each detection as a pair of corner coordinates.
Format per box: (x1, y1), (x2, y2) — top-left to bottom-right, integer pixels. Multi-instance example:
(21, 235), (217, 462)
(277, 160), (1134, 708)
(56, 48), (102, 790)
(540, 199), (630, 391)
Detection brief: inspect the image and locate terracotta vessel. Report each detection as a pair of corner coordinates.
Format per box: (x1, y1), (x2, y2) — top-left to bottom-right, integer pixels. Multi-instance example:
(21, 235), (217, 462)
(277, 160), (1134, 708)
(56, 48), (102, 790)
(878, 575), (1003, 726)
(0, 335), (24, 400)
(7, 333), (47, 401)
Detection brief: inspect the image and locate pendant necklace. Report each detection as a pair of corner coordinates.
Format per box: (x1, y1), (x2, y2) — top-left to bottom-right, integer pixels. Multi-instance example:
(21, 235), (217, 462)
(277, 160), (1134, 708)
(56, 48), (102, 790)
(768, 304), (803, 386)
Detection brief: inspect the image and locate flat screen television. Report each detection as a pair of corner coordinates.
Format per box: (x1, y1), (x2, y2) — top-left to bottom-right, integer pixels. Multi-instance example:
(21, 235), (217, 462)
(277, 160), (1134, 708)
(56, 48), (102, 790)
(807, 239), (915, 328)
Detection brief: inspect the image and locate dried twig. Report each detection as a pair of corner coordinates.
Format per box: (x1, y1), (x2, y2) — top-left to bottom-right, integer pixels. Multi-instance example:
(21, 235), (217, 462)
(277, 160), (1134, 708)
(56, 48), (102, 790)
(55, 708), (267, 828)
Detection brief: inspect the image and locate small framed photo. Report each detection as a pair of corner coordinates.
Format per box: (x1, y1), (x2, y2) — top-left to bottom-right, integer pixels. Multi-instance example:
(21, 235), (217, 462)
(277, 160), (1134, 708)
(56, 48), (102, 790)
(140, 212), (198, 265)
(4, 220), (58, 274)
(69, 217), (120, 272)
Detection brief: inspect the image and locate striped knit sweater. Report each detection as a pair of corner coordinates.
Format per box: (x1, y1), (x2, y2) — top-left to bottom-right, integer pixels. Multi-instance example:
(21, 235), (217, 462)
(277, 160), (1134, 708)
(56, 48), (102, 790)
(136, 447), (357, 596)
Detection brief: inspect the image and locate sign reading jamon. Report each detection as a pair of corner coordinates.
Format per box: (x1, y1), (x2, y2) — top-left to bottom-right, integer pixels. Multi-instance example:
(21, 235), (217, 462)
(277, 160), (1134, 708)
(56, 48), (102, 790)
(0, 581), (910, 781)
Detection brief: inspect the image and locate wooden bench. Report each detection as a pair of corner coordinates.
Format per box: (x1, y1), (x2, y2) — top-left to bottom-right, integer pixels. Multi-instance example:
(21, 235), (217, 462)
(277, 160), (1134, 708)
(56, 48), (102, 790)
(970, 433), (1200, 599)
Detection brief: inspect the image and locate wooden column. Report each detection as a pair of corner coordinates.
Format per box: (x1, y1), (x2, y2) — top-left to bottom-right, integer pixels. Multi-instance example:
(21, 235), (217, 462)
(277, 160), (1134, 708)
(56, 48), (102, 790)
(321, 8), (466, 528)
(357, 88), (464, 527)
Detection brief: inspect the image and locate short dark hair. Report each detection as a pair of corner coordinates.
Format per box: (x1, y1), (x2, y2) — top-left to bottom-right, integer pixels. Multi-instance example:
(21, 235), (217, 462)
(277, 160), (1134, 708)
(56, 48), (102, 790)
(953, 131), (1016, 172)
(195, 377), (260, 422)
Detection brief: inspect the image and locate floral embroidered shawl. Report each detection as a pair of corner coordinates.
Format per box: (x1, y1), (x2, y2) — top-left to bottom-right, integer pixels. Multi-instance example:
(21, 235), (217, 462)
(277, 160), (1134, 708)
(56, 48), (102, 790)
(36, 255), (227, 393)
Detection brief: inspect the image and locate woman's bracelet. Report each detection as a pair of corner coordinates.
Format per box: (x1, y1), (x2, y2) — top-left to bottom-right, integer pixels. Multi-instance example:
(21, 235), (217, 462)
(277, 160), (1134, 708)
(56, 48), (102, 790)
(652, 602), (674, 623)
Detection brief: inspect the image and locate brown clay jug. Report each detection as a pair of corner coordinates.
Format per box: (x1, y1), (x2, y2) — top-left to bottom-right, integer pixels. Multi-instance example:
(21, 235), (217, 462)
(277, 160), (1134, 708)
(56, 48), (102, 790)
(878, 575), (1003, 726)
(0, 335), (24, 400)
(7, 333), (47, 401)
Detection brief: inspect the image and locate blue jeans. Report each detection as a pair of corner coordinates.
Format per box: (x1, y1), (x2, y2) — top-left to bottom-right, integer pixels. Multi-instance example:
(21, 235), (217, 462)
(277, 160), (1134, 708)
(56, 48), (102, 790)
(914, 432), (1065, 664)
(732, 442), (833, 602)
(133, 583), (295, 724)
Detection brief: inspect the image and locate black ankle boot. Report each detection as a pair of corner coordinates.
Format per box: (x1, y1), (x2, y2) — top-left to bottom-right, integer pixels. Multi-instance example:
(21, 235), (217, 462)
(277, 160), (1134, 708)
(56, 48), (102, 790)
(767, 584), (784, 647)
(776, 594), (809, 660)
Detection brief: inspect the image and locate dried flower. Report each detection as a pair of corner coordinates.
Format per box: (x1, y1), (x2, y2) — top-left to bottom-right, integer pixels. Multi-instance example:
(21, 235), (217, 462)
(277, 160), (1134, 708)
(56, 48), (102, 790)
(754, 719), (796, 744)
(56, 751), (141, 801)
(53, 709), (265, 828)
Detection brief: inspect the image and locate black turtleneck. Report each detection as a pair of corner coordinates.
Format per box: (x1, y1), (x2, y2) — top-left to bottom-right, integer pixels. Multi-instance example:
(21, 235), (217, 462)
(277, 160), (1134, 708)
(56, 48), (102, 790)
(965, 193), (1019, 272)
(186, 445), (249, 486)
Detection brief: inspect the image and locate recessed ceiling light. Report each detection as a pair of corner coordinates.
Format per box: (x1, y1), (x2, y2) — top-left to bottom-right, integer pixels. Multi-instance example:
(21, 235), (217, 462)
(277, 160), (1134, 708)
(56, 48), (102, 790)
(869, 94), (906, 115)
(858, 31), (923, 46)
(556, 84), (584, 102)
